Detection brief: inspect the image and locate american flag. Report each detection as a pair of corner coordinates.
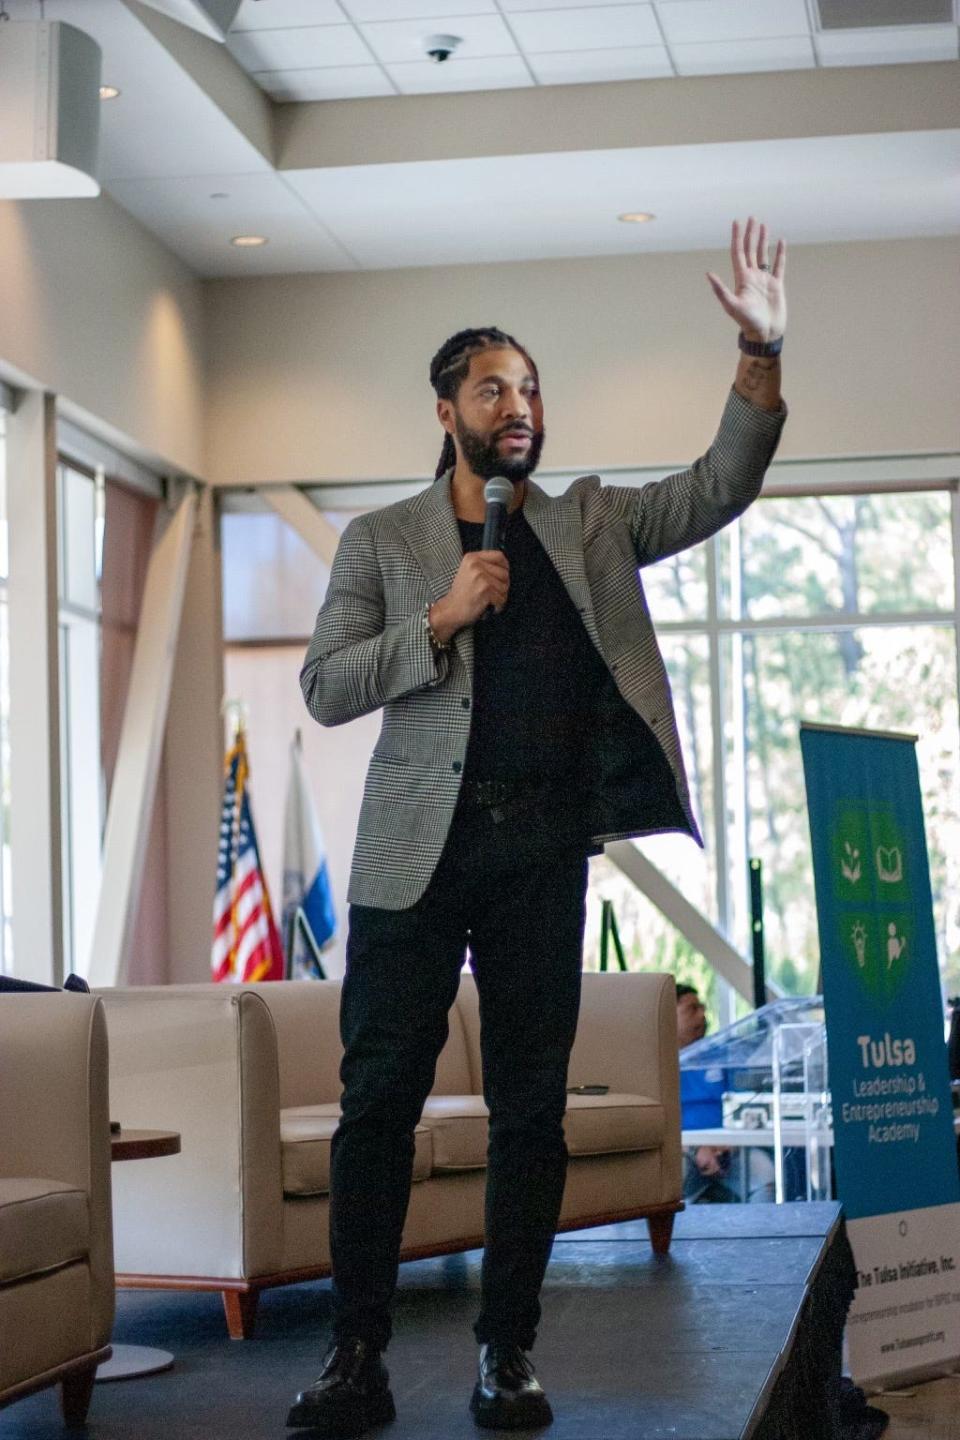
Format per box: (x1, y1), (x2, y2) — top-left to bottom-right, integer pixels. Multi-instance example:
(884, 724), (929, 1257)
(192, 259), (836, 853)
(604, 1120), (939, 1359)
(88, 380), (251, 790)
(212, 728), (284, 983)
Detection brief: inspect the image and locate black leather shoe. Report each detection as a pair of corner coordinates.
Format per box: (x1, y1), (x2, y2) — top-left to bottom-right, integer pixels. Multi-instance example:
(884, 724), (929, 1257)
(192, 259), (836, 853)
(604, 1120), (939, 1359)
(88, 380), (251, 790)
(287, 1338), (395, 1436)
(470, 1343), (553, 1430)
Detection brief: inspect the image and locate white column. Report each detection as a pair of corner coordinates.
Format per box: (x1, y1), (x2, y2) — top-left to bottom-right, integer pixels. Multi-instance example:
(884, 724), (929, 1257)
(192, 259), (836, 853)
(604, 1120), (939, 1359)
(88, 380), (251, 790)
(6, 391), (64, 985)
(164, 486), (225, 984)
(87, 487), (197, 987)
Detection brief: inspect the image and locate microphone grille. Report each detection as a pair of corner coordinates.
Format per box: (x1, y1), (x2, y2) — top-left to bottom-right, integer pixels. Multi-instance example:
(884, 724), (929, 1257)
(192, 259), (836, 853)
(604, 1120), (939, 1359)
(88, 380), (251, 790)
(484, 476), (514, 507)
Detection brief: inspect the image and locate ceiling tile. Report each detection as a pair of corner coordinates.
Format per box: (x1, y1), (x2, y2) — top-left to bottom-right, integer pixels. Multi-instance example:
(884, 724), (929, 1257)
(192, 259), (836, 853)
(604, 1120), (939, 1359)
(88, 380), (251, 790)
(232, 0), (345, 29)
(254, 66), (394, 100)
(385, 55), (533, 95)
(657, 0), (811, 46)
(814, 25), (959, 65)
(673, 36), (816, 75)
(359, 14), (518, 65)
(227, 24), (370, 71)
(508, 5), (662, 54)
(341, 0), (496, 17)
(530, 46), (673, 83)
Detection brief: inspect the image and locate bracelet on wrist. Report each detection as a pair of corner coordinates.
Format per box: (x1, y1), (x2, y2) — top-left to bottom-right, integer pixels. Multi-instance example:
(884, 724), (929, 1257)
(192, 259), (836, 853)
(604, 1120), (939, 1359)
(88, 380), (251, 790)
(423, 601), (451, 653)
(738, 331), (783, 358)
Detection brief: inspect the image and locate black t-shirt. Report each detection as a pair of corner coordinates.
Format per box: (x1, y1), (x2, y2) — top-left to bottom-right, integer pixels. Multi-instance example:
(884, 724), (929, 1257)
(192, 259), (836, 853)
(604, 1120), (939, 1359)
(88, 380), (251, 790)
(457, 508), (608, 784)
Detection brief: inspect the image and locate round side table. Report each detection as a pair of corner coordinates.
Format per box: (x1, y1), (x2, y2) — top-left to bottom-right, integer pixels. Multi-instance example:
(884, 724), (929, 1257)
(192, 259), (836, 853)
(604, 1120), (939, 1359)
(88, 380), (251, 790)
(97, 1129), (181, 1384)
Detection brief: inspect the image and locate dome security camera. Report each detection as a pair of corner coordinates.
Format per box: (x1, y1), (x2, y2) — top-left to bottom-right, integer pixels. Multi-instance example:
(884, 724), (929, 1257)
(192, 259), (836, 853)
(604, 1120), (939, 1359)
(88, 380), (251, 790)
(422, 33), (462, 63)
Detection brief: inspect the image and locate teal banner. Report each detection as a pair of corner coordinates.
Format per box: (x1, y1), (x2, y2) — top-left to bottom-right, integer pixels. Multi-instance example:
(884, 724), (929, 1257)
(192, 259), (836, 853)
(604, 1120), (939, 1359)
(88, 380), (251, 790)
(801, 723), (958, 1221)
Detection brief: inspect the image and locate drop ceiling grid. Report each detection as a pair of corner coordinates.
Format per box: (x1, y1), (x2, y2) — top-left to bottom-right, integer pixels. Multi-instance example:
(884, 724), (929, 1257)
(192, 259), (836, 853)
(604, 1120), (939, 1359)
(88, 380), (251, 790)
(229, 0), (960, 100)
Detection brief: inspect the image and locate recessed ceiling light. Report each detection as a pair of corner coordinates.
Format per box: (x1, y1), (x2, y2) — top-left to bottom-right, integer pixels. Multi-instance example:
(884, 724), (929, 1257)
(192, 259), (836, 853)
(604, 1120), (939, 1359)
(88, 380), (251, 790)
(618, 212), (656, 224)
(99, 85), (121, 100)
(231, 235), (268, 247)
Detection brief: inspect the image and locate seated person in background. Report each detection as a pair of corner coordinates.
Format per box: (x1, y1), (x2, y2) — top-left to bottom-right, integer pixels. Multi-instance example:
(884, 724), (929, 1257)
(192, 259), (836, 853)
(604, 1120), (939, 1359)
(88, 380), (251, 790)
(676, 983), (775, 1204)
(677, 984), (737, 1203)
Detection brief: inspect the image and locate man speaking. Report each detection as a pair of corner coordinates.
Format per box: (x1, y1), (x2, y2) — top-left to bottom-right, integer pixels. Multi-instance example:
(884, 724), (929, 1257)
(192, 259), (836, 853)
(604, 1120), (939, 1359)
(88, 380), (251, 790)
(294, 217), (788, 1436)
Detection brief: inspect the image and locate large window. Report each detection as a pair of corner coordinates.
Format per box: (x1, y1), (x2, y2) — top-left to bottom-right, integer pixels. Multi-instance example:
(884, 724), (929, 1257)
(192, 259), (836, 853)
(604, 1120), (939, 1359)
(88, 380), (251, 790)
(57, 460), (105, 978)
(594, 485), (960, 1000)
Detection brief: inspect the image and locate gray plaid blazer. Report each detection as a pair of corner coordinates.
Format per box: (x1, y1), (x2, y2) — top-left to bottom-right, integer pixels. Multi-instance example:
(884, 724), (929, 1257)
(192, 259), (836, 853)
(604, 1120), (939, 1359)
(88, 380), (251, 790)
(302, 386), (786, 909)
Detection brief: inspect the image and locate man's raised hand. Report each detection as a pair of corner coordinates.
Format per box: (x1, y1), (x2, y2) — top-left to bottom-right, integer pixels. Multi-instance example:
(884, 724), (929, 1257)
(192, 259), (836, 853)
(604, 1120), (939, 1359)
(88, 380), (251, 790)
(706, 217), (787, 344)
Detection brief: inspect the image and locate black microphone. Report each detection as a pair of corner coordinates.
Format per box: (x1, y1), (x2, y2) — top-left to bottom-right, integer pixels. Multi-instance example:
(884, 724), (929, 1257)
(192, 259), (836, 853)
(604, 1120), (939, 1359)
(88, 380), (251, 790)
(481, 476), (513, 619)
(482, 476), (513, 552)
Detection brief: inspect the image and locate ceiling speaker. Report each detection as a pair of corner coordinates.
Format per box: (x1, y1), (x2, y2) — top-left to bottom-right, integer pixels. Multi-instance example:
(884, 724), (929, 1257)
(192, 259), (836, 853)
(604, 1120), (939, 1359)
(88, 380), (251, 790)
(134, 0), (243, 42)
(0, 22), (101, 199)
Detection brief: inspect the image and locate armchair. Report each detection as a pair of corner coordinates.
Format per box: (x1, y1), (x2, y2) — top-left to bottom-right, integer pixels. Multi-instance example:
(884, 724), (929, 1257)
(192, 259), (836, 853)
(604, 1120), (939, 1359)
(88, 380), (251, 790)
(0, 994), (114, 1426)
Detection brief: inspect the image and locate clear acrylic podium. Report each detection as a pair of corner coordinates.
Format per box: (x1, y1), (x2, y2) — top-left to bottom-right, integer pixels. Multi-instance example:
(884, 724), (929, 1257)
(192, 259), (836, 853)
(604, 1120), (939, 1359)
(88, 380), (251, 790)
(679, 997), (833, 1202)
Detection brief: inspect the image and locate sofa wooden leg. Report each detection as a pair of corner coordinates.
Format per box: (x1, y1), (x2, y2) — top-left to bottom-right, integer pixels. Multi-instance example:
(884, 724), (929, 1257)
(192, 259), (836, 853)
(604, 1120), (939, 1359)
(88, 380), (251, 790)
(223, 1288), (260, 1340)
(60, 1364), (97, 1428)
(647, 1210), (676, 1256)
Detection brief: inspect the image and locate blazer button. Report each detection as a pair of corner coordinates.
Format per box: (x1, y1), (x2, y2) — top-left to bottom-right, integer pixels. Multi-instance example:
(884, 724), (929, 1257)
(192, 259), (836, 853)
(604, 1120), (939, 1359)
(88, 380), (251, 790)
(452, 761), (462, 773)
(461, 697), (470, 709)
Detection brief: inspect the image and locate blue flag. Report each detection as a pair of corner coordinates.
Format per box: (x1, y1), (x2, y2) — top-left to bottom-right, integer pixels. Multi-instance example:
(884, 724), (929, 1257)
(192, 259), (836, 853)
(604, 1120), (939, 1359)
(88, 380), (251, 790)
(281, 733), (336, 978)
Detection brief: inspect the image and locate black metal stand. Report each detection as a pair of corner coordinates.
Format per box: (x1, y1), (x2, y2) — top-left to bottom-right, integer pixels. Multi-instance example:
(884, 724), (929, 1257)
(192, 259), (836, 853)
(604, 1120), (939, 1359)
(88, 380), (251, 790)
(599, 899), (627, 972)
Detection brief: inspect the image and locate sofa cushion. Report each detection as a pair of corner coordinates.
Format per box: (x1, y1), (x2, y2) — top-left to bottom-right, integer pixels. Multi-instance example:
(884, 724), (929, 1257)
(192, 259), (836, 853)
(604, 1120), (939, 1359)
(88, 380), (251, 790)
(419, 1093), (664, 1172)
(280, 1104), (433, 1197)
(0, 1177), (89, 1286)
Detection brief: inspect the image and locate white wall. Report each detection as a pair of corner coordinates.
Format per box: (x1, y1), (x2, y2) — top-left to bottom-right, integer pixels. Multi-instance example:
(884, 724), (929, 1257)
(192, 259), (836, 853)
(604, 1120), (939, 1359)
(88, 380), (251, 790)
(203, 236), (960, 487)
(0, 194), (206, 477)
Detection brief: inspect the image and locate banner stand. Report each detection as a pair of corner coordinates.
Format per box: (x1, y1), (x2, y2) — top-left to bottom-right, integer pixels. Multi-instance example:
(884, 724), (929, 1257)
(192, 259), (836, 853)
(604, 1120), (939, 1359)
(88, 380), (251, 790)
(801, 721), (960, 1391)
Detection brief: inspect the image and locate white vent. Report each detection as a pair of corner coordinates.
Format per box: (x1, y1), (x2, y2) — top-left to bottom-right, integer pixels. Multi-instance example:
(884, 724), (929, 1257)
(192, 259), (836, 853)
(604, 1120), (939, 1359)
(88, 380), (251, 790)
(817, 0), (953, 28)
(0, 22), (101, 199)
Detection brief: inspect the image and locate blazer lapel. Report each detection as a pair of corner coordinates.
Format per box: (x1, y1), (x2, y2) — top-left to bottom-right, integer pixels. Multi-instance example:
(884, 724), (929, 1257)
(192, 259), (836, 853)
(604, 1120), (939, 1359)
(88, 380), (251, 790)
(523, 481), (602, 652)
(395, 473), (473, 677)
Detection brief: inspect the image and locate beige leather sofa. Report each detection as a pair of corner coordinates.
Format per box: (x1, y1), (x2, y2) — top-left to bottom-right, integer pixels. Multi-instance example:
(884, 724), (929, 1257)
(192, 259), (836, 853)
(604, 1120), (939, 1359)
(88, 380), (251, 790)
(100, 971), (681, 1339)
(0, 994), (114, 1426)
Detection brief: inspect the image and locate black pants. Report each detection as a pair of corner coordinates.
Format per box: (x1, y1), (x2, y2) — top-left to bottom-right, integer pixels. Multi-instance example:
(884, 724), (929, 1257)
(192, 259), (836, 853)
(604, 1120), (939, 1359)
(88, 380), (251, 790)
(329, 799), (589, 1352)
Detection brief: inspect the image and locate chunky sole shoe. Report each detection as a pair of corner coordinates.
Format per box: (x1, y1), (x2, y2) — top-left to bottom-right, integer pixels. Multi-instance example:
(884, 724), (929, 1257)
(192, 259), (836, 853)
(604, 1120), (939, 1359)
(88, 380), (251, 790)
(286, 1386), (396, 1436)
(470, 1384), (553, 1431)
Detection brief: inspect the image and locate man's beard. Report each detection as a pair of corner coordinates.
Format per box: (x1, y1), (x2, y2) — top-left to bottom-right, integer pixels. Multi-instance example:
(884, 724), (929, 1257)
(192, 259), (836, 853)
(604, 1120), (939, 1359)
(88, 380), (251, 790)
(454, 413), (545, 483)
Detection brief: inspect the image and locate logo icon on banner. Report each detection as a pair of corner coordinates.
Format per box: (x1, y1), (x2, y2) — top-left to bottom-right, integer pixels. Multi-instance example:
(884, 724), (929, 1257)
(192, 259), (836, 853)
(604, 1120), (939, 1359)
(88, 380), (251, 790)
(877, 846), (903, 885)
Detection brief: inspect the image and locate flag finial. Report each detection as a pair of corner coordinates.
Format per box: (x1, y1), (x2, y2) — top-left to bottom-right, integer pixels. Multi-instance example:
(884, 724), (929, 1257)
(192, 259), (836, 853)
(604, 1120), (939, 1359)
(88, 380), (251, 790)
(221, 696), (248, 740)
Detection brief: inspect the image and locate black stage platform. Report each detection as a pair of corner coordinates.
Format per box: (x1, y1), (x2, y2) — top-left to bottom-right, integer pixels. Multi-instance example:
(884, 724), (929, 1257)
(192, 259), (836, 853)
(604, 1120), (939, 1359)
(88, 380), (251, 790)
(1, 1201), (854, 1440)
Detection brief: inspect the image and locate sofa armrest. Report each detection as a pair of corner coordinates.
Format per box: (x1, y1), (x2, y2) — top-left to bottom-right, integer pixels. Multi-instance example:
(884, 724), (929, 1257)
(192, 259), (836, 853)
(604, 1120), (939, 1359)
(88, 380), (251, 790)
(241, 980), (344, 1109)
(568, 973), (682, 1190)
(0, 994), (114, 1347)
(97, 986), (283, 1282)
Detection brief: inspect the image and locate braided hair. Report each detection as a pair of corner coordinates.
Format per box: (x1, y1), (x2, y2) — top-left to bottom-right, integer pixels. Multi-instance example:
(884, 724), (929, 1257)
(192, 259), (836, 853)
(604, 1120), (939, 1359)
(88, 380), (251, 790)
(428, 326), (537, 480)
